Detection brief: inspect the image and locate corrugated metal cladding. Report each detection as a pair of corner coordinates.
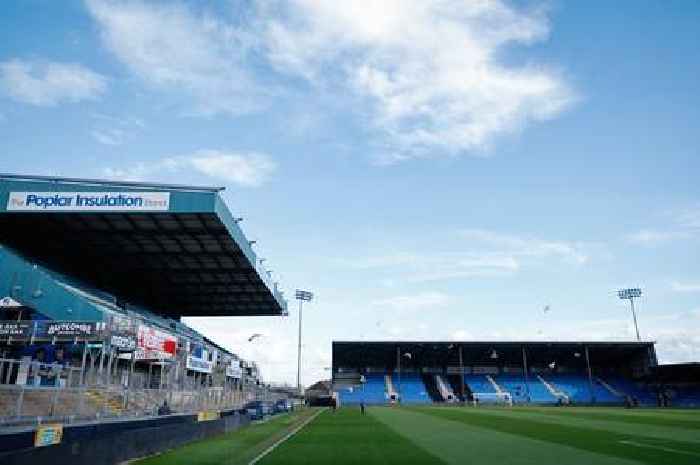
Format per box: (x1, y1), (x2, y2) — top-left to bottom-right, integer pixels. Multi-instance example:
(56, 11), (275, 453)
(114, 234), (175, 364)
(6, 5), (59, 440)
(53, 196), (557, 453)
(0, 174), (287, 317)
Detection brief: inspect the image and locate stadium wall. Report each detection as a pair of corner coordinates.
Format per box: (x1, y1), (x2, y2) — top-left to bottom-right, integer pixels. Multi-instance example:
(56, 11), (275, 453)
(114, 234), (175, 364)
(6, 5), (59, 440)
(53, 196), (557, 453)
(0, 410), (250, 465)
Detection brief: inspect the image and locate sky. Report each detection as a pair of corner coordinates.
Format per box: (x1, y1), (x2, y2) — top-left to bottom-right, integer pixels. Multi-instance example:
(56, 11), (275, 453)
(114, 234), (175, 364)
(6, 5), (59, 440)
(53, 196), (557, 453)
(1, 0), (698, 386)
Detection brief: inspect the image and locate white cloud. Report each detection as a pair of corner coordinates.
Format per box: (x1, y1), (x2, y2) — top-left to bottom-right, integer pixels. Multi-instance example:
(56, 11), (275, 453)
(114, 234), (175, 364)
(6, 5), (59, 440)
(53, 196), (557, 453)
(264, 0), (575, 161)
(85, 0), (573, 159)
(0, 58), (107, 106)
(627, 205), (700, 245)
(626, 229), (692, 245)
(92, 128), (125, 146)
(677, 205), (700, 229)
(104, 149), (277, 187)
(91, 113), (146, 146)
(341, 251), (519, 284)
(340, 229), (594, 285)
(671, 282), (700, 293)
(458, 229), (589, 264)
(85, 0), (267, 116)
(371, 291), (450, 312)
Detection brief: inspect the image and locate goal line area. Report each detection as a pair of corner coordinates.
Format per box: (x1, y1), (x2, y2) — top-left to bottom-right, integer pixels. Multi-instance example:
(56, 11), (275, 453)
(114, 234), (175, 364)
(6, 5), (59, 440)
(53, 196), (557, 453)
(471, 392), (513, 406)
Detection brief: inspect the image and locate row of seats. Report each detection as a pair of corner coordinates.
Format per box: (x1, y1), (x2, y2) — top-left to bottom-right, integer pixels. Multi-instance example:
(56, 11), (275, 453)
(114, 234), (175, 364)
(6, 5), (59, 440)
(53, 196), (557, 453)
(337, 372), (660, 406)
(392, 374), (431, 404)
(338, 374), (386, 405)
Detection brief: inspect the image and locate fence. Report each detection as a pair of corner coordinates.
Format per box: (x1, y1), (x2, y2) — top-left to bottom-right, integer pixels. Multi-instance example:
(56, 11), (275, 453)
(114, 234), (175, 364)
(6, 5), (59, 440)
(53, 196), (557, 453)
(0, 357), (273, 427)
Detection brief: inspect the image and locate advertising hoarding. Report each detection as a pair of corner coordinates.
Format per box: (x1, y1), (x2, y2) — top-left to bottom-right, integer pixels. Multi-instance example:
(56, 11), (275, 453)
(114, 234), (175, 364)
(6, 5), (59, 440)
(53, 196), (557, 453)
(7, 191), (170, 212)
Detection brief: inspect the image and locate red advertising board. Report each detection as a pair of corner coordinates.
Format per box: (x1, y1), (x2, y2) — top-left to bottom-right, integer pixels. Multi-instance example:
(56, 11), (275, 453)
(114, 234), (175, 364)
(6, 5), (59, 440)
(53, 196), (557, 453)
(134, 325), (177, 360)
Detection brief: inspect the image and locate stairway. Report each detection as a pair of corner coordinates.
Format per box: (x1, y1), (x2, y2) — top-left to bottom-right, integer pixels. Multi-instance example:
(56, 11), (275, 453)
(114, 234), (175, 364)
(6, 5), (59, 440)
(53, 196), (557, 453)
(435, 375), (456, 402)
(447, 374), (466, 401)
(597, 378), (624, 397)
(385, 374), (398, 401)
(85, 389), (124, 415)
(538, 375), (569, 403)
(486, 375), (503, 394)
(421, 373), (443, 402)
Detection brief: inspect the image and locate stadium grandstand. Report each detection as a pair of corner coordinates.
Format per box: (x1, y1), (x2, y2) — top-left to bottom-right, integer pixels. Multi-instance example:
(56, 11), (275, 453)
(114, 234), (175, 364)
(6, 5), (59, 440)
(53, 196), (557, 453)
(0, 174), (289, 432)
(329, 341), (700, 407)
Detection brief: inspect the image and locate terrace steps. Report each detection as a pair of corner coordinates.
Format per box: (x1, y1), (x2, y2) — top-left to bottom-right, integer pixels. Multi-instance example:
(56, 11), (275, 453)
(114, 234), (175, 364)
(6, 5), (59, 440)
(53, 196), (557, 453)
(486, 375), (503, 394)
(538, 375), (569, 403)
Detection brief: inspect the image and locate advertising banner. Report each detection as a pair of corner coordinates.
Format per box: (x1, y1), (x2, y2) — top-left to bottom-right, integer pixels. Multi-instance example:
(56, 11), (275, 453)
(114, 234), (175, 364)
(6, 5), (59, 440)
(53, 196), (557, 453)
(197, 411), (220, 422)
(7, 191), (170, 212)
(34, 424), (63, 447)
(226, 361), (242, 379)
(0, 321), (33, 338)
(35, 321), (106, 340)
(134, 325), (177, 360)
(186, 355), (213, 373)
(186, 343), (213, 373)
(110, 334), (136, 352)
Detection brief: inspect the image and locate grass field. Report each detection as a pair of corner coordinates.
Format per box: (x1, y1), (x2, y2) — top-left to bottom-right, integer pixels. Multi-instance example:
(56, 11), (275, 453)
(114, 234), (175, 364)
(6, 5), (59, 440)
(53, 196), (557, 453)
(138, 406), (700, 465)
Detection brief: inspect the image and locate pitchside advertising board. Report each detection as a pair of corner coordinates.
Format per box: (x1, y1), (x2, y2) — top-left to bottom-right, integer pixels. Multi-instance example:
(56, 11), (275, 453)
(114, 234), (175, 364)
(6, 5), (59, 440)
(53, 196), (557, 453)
(6, 191), (170, 212)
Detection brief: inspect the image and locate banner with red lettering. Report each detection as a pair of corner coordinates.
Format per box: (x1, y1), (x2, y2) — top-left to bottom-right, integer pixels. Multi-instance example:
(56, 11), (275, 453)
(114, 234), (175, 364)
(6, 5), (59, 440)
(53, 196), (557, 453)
(133, 325), (177, 360)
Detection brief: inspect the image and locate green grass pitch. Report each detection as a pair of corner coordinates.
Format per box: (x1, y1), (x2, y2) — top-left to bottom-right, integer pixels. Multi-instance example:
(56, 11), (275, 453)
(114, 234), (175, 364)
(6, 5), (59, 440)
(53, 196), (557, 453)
(137, 406), (700, 465)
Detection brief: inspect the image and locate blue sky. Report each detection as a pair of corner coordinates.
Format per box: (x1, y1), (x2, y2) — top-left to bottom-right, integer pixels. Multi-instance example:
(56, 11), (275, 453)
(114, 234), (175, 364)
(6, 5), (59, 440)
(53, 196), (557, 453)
(1, 0), (698, 385)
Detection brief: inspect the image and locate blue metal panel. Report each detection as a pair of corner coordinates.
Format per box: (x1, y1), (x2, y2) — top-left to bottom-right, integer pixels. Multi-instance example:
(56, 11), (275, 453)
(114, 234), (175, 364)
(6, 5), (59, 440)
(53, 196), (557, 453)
(0, 245), (106, 321)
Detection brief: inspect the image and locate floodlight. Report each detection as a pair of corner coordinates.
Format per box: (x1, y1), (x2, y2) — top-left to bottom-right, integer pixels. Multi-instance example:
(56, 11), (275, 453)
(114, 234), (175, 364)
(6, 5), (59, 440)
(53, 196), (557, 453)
(617, 287), (643, 341)
(295, 290), (314, 301)
(295, 289), (314, 394)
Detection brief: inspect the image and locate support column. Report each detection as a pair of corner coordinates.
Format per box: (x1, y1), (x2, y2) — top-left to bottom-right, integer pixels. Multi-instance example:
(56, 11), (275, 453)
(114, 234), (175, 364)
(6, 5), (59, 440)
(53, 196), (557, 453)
(585, 345), (594, 403)
(79, 342), (88, 386)
(458, 345), (465, 401)
(522, 346), (531, 403)
(129, 350), (136, 388)
(98, 346), (106, 385)
(396, 345), (401, 403)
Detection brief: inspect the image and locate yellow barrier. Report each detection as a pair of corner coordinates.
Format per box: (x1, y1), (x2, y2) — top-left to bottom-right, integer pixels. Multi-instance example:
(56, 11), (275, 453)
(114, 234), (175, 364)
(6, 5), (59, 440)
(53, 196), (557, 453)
(34, 424), (63, 447)
(197, 411), (220, 422)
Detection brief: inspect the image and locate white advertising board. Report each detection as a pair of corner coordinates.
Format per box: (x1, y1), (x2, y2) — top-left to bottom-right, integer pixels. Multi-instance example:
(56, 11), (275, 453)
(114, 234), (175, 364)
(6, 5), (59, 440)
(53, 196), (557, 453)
(7, 192), (170, 212)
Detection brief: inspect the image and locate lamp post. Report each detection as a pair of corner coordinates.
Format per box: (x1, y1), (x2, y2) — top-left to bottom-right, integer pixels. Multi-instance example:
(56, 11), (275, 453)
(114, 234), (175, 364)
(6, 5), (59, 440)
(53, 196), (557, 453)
(618, 288), (642, 341)
(295, 290), (314, 394)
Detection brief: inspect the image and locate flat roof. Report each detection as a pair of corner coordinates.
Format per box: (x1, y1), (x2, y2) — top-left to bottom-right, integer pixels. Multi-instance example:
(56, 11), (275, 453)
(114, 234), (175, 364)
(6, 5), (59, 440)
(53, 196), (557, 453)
(0, 174), (287, 317)
(333, 340), (656, 368)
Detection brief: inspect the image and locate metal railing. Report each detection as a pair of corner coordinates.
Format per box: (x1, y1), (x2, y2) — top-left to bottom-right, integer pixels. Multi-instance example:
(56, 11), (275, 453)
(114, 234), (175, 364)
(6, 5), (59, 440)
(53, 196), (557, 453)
(0, 358), (274, 428)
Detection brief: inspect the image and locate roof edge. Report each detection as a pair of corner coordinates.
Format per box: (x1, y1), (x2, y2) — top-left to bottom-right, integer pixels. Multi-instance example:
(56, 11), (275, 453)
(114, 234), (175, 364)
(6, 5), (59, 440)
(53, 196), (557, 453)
(0, 173), (225, 193)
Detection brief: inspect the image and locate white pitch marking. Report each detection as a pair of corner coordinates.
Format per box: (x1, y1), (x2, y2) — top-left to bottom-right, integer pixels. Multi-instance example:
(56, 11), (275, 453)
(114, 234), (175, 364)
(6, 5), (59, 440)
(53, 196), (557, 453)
(618, 440), (700, 457)
(248, 409), (325, 465)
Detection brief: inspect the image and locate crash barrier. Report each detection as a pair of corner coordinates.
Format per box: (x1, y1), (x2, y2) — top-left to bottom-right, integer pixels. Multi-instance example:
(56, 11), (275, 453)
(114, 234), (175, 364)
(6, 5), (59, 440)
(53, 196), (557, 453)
(0, 408), (250, 465)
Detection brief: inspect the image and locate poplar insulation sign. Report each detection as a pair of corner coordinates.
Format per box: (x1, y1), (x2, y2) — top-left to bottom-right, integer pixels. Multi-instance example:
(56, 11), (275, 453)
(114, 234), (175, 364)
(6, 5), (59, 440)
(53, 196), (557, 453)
(7, 192), (170, 211)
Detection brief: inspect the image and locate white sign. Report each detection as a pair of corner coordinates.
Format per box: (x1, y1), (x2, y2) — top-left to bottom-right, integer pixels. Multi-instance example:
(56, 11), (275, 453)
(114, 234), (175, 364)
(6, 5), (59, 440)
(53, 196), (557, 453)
(186, 355), (214, 374)
(7, 192), (170, 212)
(0, 296), (22, 308)
(226, 362), (242, 379)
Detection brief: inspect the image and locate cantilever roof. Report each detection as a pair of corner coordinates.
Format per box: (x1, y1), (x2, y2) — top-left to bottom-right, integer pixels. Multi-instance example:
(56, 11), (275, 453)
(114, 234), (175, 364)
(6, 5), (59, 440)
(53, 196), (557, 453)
(333, 341), (656, 368)
(0, 174), (287, 317)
